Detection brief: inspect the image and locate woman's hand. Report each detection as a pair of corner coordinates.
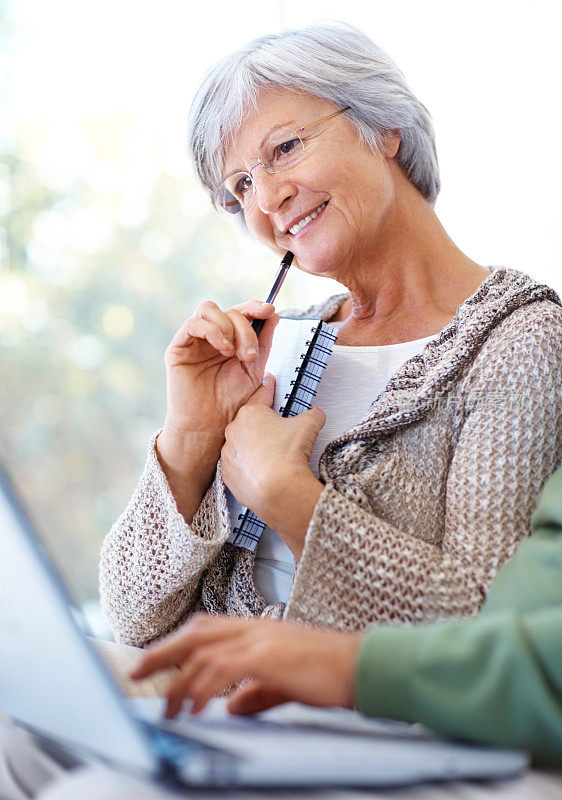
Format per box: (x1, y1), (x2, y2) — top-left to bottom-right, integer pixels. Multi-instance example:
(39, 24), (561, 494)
(130, 614), (362, 718)
(221, 375), (325, 558)
(156, 300), (278, 521)
(163, 299), (277, 436)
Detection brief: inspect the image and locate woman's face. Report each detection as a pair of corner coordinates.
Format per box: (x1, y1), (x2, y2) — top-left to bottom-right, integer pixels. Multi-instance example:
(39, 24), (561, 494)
(221, 89), (400, 281)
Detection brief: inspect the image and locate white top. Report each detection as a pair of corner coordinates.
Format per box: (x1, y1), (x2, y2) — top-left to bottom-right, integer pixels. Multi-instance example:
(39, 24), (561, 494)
(249, 335), (435, 605)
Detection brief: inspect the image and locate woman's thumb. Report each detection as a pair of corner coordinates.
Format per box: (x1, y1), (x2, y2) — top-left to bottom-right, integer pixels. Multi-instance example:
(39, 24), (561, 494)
(247, 372), (276, 407)
(294, 407), (326, 456)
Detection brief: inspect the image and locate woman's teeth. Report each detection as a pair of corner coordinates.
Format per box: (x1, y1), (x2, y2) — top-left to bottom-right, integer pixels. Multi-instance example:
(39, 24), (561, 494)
(289, 202), (327, 235)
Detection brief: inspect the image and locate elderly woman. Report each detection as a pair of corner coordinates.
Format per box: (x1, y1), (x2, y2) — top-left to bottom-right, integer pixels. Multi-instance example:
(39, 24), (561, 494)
(99, 23), (562, 646)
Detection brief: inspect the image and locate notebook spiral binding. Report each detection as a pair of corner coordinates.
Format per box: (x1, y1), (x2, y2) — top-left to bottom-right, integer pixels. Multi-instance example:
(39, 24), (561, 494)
(231, 323), (337, 552)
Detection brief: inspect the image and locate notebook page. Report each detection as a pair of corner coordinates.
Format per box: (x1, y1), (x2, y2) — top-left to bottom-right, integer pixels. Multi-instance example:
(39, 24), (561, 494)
(266, 317), (323, 413)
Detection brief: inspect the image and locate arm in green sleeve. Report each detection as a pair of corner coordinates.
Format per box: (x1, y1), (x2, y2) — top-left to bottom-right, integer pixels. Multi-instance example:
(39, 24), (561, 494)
(355, 466), (562, 767)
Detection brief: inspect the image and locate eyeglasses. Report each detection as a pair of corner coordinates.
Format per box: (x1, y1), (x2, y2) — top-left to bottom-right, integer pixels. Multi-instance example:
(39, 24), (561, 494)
(214, 106), (351, 215)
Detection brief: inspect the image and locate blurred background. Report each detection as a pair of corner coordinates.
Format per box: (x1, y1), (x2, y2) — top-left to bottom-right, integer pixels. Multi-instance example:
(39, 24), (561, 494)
(1, 0), (561, 636)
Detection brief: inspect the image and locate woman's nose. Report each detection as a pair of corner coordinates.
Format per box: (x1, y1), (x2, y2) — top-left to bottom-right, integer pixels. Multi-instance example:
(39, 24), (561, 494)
(252, 168), (296, 214)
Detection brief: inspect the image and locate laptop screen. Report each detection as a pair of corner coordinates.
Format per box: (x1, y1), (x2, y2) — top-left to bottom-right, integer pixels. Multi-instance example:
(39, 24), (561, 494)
(0, 460), (157, 773)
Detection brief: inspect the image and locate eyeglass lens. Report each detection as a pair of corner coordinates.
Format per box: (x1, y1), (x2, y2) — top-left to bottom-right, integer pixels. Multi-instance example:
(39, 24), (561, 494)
(216, 129), (305, 213)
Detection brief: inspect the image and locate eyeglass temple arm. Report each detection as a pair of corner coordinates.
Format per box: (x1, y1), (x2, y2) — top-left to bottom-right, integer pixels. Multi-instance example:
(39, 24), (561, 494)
(295, 106), (351, 134)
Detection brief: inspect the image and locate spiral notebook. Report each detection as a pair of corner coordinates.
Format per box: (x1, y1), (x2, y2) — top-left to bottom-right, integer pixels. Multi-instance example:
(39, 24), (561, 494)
(229, 317), (338, 552)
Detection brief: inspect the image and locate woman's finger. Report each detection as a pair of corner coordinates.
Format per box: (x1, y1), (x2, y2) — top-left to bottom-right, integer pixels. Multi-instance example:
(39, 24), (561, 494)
(225, 308), (261, 363)
(184, 645), (259, 716)
(227, 682), (289, 715)
(167, 301), (237, 353)
(164, 642), (254, 718)
(193, 300), (237, 340)
(167, 317), (236, 359)
(131, 615), (255, 680)
(243, 374), (276, 408)
(254, 314), (279, 374)
(231, 299), (275, 320)
(163, 644), (220, 718)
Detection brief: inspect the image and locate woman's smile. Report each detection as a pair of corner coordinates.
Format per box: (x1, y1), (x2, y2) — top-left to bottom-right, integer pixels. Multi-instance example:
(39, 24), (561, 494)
(286, 200), (329, 238)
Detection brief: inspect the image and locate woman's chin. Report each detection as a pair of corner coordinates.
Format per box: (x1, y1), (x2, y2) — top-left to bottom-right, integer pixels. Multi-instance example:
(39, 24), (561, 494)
(290, 232), (349, 280)
(293, 253), (342, 281)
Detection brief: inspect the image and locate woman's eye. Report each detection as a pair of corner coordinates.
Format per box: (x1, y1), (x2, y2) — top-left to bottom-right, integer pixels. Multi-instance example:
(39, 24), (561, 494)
(234, 174), (252, 197)
(273, 138), (299, 162)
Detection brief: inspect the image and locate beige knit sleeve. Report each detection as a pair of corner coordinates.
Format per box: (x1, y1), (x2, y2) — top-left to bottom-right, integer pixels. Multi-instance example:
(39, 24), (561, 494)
(99, 434), (230, 645)
(286, 304), (562, 631)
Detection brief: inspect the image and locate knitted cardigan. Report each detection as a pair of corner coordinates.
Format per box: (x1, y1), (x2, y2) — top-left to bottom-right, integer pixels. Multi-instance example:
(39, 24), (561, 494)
(99, 268), (562, 646)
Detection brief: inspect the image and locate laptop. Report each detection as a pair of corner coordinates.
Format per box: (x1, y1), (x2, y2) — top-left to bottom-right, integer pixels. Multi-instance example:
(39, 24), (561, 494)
(0, 459), (528, 789)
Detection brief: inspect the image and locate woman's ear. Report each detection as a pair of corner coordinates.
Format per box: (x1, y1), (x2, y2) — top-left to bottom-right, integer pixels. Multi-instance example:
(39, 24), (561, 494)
(382, 131), (401, 159)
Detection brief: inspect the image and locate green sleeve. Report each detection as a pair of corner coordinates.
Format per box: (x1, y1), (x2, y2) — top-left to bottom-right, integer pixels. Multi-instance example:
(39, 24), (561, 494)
(355, 466), (562, 767)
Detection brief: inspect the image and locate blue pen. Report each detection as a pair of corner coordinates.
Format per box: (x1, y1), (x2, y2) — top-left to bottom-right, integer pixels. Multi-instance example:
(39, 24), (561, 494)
(251, 251), (294, 336)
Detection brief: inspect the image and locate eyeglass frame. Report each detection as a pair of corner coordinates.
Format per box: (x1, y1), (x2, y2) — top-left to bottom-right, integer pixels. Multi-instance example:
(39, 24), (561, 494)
(214, 105), (352, 214)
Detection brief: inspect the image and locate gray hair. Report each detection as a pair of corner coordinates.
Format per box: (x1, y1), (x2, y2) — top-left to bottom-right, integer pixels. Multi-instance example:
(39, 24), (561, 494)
(189, 22), (440, 206)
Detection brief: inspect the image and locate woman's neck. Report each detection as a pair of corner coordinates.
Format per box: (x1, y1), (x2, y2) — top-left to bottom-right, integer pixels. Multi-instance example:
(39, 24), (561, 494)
(332, 174), (489, 346)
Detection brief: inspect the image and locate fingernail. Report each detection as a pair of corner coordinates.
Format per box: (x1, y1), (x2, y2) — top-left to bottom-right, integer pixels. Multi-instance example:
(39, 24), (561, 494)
(246, 347), (258, 357)
(262, 373), (271, 385)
